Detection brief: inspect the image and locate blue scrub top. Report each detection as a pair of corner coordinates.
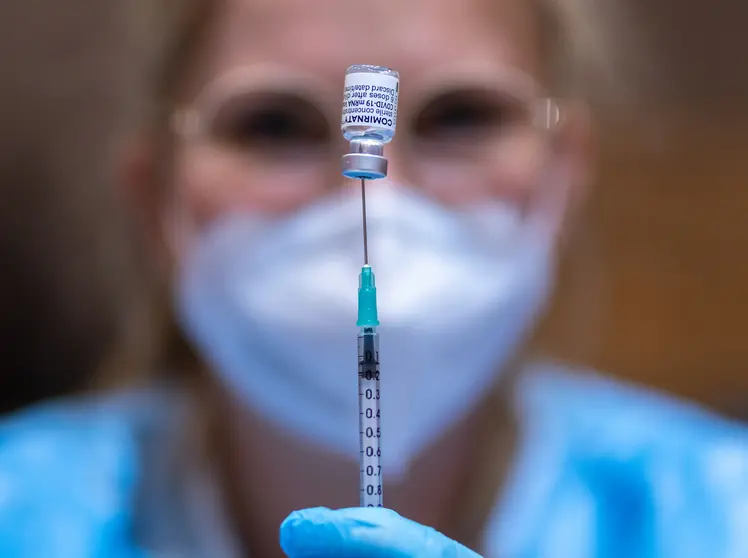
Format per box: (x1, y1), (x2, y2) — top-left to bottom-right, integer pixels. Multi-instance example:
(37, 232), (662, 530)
(1, 363), (748, 557)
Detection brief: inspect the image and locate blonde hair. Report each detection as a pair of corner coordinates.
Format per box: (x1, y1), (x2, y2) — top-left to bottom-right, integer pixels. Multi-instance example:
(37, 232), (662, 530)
(537, 0), (638, 102)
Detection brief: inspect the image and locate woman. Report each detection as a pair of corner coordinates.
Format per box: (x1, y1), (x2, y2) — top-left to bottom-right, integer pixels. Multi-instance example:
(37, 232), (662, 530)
(2, 0), (748, 556)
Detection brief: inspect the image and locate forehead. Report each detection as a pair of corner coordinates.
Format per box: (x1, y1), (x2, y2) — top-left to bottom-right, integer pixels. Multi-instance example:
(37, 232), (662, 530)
(197, 0), (539, 91)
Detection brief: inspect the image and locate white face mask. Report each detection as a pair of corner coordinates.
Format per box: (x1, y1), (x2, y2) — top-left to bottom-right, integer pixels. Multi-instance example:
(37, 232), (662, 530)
(176, 184), (559, 479)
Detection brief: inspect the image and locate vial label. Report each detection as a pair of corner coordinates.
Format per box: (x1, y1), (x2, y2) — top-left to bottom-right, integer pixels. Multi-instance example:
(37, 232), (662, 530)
(341, 72), (399, 135)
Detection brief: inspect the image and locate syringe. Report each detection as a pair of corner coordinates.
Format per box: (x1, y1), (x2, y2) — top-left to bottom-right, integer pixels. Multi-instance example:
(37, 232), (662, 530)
(357, 264), (382, 507)
(340, 64), (399, 508)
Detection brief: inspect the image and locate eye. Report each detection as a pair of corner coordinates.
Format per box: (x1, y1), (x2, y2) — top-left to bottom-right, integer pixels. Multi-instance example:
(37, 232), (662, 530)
(210, 92), (330, 156)
(412, 89), (524, 145)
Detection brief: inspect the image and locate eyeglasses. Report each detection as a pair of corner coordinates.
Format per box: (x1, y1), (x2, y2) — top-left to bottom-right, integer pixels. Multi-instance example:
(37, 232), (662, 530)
(170, 64), (561, 202)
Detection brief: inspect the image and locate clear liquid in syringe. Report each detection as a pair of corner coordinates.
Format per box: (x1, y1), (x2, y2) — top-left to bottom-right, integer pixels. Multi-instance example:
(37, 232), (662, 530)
(358, 326), (383, 507)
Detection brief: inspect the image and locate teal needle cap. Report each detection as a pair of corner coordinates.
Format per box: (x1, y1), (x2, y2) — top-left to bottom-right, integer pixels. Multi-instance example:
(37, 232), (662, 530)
(356, 265), (379, 327)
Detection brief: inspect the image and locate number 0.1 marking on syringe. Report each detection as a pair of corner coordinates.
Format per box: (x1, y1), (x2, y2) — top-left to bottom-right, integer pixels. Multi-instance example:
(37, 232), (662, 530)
(358, 329), (383, 507)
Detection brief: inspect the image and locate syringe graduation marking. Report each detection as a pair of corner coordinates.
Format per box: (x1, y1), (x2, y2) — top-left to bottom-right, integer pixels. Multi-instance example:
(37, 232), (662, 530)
(358, 328), (382, 507)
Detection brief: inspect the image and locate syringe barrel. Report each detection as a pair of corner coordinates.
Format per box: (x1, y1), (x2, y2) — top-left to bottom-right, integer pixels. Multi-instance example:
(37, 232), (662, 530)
(358, 326), (382, 507)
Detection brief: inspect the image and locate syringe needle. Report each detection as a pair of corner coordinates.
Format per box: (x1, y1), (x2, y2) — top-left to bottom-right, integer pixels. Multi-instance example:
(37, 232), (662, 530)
(361, 177), (369, 266)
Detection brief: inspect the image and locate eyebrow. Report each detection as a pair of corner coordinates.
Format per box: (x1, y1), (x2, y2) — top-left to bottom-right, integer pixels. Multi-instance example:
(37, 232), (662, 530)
(406, 63), (540, 108)
(188, 64), (332, 116)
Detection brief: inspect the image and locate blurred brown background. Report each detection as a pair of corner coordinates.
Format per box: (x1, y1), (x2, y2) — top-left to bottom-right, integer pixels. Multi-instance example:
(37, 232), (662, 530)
(0, 0), (150, 412)
(537, 2), (748, 414)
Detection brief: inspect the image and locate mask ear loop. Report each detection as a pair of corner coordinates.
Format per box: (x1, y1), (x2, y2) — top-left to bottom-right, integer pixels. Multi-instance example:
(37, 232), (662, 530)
(525, 97), (569, 244)
(163, 108), (203, 267)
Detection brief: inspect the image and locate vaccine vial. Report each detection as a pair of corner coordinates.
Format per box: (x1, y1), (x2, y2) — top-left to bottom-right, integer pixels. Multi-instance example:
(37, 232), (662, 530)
(341, 65), (400, 180)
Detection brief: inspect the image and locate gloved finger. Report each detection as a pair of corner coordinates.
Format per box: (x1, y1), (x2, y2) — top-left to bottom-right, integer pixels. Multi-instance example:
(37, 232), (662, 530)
(280, 507), (483, 558)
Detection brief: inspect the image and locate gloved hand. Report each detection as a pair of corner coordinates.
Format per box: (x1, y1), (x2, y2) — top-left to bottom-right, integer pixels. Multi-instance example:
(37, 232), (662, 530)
(280, 507), (482, 558)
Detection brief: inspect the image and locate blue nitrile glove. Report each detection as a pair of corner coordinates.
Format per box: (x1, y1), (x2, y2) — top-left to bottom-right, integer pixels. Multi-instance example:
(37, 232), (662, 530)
(280, 507), (483, 558)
